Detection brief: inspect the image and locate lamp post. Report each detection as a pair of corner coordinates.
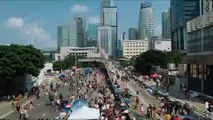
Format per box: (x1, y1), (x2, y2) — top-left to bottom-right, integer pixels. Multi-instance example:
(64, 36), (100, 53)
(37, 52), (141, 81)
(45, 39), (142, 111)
(26, 30), (30, 45)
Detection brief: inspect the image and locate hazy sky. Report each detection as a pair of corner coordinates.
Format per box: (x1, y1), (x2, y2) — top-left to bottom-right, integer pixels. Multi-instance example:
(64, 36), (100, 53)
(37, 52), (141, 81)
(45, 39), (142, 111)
(0, 0), (170, 49)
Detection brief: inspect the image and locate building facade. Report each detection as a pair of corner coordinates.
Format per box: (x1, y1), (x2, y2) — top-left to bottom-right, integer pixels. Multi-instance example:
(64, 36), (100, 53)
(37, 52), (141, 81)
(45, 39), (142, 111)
(123, 40), (148, 59)
(98, 26), (112, 57)
(57, 25), (69, 50)
(103, 6), (118, 59)
(138, 2), (154, 39)
(75, 16), (85, 47)
(100, 0), (113, 25)
(186, 7), (213, 96)
(162, 8), (171, 39)
(87, 24), (98, 47)
(88, 24), (98, 40)
(128, 28), (138, 40)
(150, 39), (171, 52)
(171, 0), (200, 51)
(55, 47), (100, 61)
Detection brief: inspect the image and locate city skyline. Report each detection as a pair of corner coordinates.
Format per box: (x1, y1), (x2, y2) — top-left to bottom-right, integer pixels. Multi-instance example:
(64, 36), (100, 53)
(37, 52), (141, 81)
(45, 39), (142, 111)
(0, 0), (170, 49)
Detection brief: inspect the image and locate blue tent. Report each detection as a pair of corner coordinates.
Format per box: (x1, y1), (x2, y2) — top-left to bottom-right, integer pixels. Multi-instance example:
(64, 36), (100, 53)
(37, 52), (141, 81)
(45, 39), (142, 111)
(123, 98), (131, 104)
(115, 88), (123, 95)
(83, 68), (92, 76)
(71, 100), (88, 111)
(59, 73), (66, 77)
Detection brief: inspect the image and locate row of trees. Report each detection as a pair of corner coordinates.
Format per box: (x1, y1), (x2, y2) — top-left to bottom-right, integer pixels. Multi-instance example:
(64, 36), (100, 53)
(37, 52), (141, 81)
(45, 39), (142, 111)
(53, 55), (86, 71)
(0, 45), (45, 94)
(132, 50), (185, 75)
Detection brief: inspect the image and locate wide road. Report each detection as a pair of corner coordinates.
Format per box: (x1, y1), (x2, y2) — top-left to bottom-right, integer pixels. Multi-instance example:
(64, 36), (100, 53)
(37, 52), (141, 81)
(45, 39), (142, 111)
(5, 76), (72, 119)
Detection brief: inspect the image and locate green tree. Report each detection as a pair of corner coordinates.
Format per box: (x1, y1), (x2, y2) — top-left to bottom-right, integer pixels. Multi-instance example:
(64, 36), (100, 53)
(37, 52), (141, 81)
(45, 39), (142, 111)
(63, 55), (85, 68)
(166, 51), (185, 65)
(0, 44), (45, 93)
(53, 60), (66, 71)
(133, 50), (168, 75)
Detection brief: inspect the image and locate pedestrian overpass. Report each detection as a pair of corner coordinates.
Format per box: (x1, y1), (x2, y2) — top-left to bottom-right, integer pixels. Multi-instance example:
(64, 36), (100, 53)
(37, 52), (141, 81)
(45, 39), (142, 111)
(78, 58), (103, 63)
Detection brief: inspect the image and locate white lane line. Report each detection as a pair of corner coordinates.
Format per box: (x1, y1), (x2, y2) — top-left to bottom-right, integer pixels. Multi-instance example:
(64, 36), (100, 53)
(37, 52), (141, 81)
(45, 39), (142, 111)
(126, 84), (149, 107)
(42, 113), (46, 117)
(0, 97), (36, 119)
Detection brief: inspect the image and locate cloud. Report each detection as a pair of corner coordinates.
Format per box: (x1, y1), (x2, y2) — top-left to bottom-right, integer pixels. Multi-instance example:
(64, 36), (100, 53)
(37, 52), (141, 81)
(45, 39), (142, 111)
(155, 24), (162, 36)
(70, 4), (90, 13)
(4, 17), (24, 29)
(88, 16), (99, 24)
(4, 17), (56, 48)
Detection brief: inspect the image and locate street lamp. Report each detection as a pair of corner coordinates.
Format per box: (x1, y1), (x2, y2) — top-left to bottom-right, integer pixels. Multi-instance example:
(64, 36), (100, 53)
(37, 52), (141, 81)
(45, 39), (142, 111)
(26, 30), (30, 45)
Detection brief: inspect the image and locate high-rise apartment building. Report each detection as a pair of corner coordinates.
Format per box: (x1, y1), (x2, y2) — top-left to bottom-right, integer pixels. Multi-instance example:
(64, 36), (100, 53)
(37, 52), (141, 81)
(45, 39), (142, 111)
(57, 25), (69, 50)
(171, 0), (200, 51)
(138, 2), (154, 39)
(162, 8), (171, 39)
(128, 28), (138, 40)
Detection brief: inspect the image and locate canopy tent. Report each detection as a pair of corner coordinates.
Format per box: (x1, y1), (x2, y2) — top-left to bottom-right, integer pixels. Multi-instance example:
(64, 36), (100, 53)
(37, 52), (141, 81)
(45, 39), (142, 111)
(68, 106), (100, 120)
(151, 73), (160, 78)
(59, 73), (70, 80)
(83, 67), (92, 76)
(71, 100), (88, 111)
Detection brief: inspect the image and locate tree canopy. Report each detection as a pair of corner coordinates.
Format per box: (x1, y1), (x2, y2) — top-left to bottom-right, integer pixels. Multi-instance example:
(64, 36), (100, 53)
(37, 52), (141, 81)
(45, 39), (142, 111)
(53, 55), (86, 71)
(133, 50), (184, 75)
(0, 44), (45, 80)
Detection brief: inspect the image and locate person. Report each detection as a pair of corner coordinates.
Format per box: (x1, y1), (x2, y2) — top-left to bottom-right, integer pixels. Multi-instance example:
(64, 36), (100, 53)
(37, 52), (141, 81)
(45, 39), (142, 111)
(19, 106), (24, 119)
(15, 100), (20, 113)
(135, 96), (139, 108)
(147, 106), (151, 118)
(165, 113), (171, 120)
(29, 100), (35, 110)
(140, 104), (144, 116)
(205, 101), (209, 111)
(11, 100), (15, 109)
(174, 116), (180, 120)
(22, 108), (28, 120)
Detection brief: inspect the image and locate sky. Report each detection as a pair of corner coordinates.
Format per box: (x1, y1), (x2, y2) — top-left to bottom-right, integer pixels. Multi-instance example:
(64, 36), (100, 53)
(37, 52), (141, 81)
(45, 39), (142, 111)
(0, 0), (170, 49)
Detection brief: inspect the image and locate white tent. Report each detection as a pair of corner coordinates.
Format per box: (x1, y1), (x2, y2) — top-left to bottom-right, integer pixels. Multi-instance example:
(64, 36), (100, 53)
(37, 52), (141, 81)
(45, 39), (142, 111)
(68, 106), (100, 120)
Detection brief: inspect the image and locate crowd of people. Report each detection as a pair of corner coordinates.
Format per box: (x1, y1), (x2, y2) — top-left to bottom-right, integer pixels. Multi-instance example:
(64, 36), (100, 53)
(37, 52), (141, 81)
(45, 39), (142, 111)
(107, 61), (200, 120)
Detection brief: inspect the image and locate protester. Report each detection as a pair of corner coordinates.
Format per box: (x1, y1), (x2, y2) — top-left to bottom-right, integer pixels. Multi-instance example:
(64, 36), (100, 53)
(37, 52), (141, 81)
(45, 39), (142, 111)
(140, 104), (144, 116)
(29, 100), (35, 110)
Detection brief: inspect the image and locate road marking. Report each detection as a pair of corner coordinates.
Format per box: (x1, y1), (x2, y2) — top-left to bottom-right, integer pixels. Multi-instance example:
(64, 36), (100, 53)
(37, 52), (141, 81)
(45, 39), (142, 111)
(0, 97), (36, 119)
(42, 114), (46, 117)
(126, 84), (149, 107)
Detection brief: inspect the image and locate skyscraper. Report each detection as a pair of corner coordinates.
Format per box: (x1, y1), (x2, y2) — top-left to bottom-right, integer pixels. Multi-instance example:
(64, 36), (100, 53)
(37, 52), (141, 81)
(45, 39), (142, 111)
(103, 6), (118, 58)
(138, 2), (154, 39)
(87, 24), (98, 47)
(57, 25), (69, 50)
(100, 0), (113, 25)
(68, 16), (85, 47)
(162, 8), (171, 39)
(186, 0), (213, 96)
(88, 24), (98, 40)
(69, 20), (77, 47)
(128, 28), (138, 40)
(98, 26), (112, 57)
(75, 16), (85, 47)
(171, 0), (200, 51)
